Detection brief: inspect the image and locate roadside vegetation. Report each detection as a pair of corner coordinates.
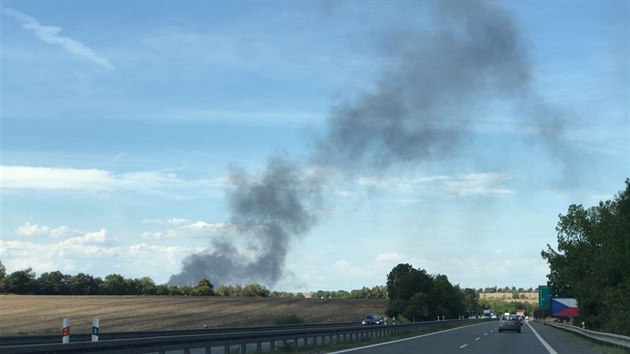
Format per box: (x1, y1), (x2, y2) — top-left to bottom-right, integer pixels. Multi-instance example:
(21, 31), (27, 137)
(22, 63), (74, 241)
(541, 179), (630, 336)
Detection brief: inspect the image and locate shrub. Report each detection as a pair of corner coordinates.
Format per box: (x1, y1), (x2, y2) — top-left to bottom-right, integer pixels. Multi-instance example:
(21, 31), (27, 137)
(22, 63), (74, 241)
(274, 313), (304, 325)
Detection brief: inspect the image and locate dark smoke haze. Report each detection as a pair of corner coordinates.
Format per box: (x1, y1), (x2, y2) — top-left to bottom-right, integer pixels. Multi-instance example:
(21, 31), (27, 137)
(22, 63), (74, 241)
(315, 2), (533, 173)
(169, 156), (321, 286)
(170, 1), (570, 287)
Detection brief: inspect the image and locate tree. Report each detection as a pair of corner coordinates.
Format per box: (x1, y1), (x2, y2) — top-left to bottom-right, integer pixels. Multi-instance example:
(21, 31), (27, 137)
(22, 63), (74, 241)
(386, 263), (414, 300)
(541, 180), (630, 335)
(69, 273), (102, 295)
(216, 284), (242, 297)
(4, 268), (36, 294)
(0, 261), (6, 293)
(462, 288), (480, 313)
(242, 283), (269, 297)
(137, 277), (158, 295)
(191, 277), (214, 296)
(386, 263), (461, 321)
(37, 271), (70, 295)
(102, 274), (130, 295)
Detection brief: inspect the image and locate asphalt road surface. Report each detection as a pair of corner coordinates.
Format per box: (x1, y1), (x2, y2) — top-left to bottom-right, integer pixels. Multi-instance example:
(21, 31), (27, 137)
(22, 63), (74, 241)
(330, 321), (602, 354)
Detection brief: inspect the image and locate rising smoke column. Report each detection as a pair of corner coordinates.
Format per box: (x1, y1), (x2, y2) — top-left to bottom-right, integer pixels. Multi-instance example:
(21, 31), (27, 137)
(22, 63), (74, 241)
(315, 1), (533, 173)
(169, 156), (321, 286)
(170, 1), (570, 287)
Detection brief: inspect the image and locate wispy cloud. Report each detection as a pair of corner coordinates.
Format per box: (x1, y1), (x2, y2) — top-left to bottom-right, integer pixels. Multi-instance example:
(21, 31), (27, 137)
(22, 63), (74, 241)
(443, 173), (516, 196)
(0, 165), (224, 196)
(2, 7), (115, 70)
(354, 173), (514, 197)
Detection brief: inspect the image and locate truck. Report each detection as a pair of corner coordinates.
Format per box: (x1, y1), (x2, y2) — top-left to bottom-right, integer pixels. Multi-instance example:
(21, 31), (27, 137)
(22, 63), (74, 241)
(482, 309), (492, 319)
(551, 298), (579, 317)
(516, 309), (525, 317)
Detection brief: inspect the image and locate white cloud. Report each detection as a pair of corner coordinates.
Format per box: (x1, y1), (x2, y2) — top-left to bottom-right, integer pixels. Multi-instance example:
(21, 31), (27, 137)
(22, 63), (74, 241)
(141, 218), (263, 240)
(1, 224), (199, 283)
(62, 228), (116, 246)
(0, 165), (223, 197)
(2, 7), (115, 70)
(442, 173), (516, 196)
(16, 222), (49, 237)
(15, 222), (78, 239)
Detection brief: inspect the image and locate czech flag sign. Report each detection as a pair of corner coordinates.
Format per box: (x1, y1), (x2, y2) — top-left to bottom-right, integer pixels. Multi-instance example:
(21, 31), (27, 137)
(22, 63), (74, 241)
(551, 298), (579, 317)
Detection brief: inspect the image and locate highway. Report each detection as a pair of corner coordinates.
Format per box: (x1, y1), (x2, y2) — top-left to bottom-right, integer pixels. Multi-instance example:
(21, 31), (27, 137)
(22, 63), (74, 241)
(330, 321), (602, 354)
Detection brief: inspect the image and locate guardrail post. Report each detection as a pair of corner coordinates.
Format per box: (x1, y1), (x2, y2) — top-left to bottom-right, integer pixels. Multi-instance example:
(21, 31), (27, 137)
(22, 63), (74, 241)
(62, 318), (70, 343)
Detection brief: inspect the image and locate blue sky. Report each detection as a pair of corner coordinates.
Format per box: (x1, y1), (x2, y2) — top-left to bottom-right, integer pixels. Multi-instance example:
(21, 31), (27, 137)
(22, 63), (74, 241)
(1, 1), (627, 292)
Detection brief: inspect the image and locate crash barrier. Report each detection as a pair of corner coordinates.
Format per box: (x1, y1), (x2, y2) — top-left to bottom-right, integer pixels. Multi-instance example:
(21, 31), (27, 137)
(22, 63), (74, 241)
(0, 319), (468, 354)
(0, 322), (358, 346)
(544, 320), (630, 349)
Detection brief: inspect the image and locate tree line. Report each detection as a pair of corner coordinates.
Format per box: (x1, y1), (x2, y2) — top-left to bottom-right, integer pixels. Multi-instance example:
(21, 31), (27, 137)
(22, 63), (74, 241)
(0, 264), (388, 299)
(541, 179), (629, 336)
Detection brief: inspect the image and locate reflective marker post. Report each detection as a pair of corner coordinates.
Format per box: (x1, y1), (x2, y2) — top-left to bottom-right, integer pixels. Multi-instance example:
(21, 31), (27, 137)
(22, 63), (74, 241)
(62, 318), (70, 343)
(92, 318), (99, 342)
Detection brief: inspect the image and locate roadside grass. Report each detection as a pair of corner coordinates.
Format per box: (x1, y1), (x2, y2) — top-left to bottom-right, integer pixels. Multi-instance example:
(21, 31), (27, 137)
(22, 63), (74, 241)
(548, 325), (630, 354)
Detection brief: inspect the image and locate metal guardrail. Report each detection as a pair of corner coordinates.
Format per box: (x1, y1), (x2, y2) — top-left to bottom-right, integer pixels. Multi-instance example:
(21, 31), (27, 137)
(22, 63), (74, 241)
(544, 320), (630, 349)
(0, 319), (467, 354)
(0, 322), (357, 346)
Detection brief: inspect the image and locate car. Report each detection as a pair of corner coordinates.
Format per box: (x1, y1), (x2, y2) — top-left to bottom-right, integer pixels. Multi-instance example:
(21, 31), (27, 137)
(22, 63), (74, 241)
(361, 313), (384, 325)
(498, 315), (521, 333)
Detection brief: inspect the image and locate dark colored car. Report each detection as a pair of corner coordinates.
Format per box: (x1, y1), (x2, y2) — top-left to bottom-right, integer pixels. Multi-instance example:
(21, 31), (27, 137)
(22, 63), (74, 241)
(498, 315), (522, 333)
(361, 313), (384, 325)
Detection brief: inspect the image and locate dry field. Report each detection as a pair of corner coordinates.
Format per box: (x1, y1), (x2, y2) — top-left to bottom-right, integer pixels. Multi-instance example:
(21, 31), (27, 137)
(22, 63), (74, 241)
(0, 295), (388, 335)
(479, 292), (538, 304)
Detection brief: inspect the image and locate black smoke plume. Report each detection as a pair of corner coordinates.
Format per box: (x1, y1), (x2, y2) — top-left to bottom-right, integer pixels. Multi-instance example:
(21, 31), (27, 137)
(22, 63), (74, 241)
(169, 156), (321, 286)
(170, 1), (571, 287)
(315, 1), (532, 173)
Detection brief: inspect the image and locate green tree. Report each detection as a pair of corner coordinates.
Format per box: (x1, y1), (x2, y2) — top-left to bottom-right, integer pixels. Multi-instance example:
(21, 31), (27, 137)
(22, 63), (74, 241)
(0, 261), (7, 293)
(541, 180), (630, 335)
(4, 268), (36, 294)
(242, 283), (269, 297)
(386, 264), (446, 321)
(191, 277), (214, 296)
(216, 284), (242, 296)
(137, 277), (158, 295)
(462, 288), (480, 313)
(37, 271), (70, 295)
(69, 273), (102, 295)
(102, 274), (130, 295)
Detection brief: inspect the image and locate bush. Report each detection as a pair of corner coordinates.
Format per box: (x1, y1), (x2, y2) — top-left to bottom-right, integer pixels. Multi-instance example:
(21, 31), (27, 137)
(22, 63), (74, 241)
(274, 313), (304, 325)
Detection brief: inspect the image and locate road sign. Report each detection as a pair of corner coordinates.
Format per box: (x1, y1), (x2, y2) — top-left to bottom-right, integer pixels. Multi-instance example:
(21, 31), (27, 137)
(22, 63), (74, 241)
(538, 285), (550, 308)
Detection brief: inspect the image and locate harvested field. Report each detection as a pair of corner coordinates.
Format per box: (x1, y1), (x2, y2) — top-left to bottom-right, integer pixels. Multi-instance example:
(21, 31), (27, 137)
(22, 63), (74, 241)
(0, 295), (388, 335)
(479, 292), (538, 304)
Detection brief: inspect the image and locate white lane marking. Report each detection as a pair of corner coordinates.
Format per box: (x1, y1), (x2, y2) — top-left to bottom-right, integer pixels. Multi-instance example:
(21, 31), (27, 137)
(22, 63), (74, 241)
(460, 344), (468, 348)
(328, 323), (482, 354)
(484, 332), (488, 336)
(475, 337), (480, 340)
(527, 322), (559, 354)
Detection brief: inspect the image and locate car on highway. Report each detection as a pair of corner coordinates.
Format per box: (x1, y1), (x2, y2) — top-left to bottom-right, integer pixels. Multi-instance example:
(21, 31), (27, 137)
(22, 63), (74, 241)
(361, 313), (384, 325)
(498, 314), (522, 333)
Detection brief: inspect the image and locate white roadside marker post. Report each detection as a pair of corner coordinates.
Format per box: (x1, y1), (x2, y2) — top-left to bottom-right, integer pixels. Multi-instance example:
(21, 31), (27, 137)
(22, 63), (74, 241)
(92, 318), (100, 342)
(62, 318), (70, 343)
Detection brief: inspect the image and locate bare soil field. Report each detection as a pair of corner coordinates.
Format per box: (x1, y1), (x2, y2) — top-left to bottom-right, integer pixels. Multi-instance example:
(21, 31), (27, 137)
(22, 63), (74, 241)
(0, 295), (388, 335)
